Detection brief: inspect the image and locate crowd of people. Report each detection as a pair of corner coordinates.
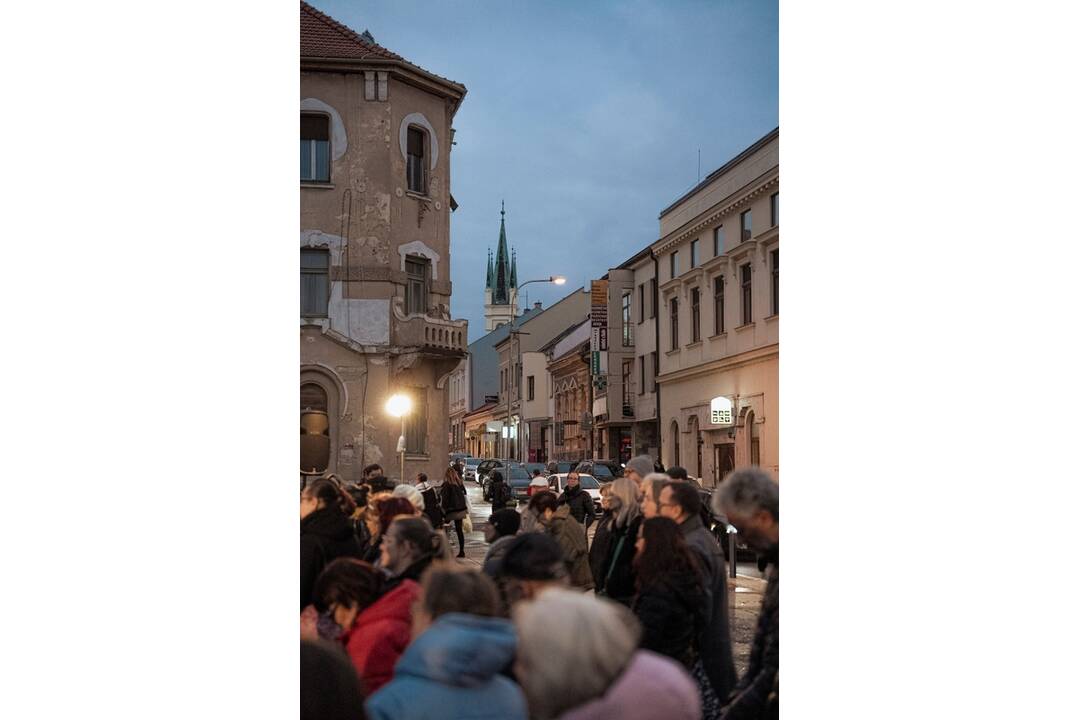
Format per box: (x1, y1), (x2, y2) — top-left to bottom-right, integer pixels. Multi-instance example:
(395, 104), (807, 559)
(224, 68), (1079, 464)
(300, 457), (779, 720)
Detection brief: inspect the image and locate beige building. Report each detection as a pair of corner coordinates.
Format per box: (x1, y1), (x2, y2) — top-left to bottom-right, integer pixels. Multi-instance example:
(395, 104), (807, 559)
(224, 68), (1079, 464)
(622, 248), (661, 458)
(448, 357), (469, 454)
(654, 128), (779, 485)
(300, 2), (468, 483)
(544, 320), (593, 462)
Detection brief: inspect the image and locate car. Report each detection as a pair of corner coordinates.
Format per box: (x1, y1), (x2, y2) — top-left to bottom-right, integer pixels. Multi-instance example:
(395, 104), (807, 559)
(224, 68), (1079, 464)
(571, 459), (624, 479)
(478, 459), (514, 500)
(545, 473), (603, 506)
(522, 462), (547, 478)
(461, 457), (483, 482)
(546, 461), (575, 475)
(505, 465), (535, 502)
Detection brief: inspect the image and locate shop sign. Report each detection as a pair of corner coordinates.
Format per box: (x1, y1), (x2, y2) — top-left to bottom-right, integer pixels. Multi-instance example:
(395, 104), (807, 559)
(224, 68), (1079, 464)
(710, 396), (733, 425)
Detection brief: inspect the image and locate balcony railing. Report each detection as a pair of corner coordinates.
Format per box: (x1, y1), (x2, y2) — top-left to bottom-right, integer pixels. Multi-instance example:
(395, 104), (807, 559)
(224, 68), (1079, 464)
(392, 298), (468, 353)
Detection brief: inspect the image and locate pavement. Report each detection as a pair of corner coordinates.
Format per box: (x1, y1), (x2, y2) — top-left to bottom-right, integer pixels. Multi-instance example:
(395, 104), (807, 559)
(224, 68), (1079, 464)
(452, 481), (766, 677)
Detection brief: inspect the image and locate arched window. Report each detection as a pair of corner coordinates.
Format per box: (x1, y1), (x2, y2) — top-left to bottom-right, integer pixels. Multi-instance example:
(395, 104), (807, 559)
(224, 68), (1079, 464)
(750, 413), (761, 466)
(301, 382), (328, 412)
(300, 113), (331, 183)
(671, 420), (680, 467)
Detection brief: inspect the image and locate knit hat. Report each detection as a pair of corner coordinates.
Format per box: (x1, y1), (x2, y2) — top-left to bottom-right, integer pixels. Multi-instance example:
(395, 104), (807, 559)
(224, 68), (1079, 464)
(392, 484), (425, 512)
(488, 508), (522, 537)
(497, 533), (567, 581)
(625, 455), (655, 479)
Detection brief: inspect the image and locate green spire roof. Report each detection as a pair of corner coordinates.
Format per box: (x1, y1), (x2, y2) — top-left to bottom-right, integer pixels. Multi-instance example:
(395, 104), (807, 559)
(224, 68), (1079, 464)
(510, 248), (518, 288)
(485, 250), (494, 289)
(491, 200), (515, 305)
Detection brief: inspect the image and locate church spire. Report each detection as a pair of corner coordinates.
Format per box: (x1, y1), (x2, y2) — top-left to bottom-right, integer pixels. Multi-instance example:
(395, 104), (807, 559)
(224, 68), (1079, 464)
(493, 200), (512, 305)
(486, 249), (494, 289)
(510, 248), (518, 289)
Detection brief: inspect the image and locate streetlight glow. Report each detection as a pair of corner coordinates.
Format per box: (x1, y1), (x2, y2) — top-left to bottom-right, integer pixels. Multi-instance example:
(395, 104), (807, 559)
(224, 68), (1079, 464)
(385, 393), (412, 418)
(551, 275), (567, 285)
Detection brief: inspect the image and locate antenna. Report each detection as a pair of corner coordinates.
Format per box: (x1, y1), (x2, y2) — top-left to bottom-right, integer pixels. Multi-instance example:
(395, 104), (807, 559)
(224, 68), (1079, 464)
(697, 149), (701, 183)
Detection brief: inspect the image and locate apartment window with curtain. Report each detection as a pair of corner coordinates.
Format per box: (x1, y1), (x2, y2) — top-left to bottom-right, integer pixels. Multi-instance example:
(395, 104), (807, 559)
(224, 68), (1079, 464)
(771, 192), (779, 226)
(405, 388), (428, 454)
(638, 355), (645, 395)
(771, 249), (779, 315)
(714, 275), (725, 334)
(300, 114), (330, 183)
(713, 225), (724, 256)
(404, 256), (430, 315)
(741, 209), (752, 242)
(622, 360), (633, 408)
(691, 287), (700, 342)
(406, 126), (427, 194)
(622, 292), (633, 346)
(301, 249), (330, 317)
(670, 251), (678, 279)
(690, 239), (699, 268)
(669, 297), (679, 349)
(740, 263), (752, 325)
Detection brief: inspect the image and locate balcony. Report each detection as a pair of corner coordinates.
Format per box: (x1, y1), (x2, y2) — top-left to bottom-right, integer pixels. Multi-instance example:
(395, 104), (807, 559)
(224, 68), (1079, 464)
(391, 297), (468, 355)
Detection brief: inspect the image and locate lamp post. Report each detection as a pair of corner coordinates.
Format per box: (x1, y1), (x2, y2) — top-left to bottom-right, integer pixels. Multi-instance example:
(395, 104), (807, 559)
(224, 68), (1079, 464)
(385, 393), (412, 484)
(505, 275), (566, 462)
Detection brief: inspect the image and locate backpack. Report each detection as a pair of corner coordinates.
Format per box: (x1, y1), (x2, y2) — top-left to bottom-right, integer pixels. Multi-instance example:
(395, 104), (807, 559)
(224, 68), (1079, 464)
(442, 483), (467, 514)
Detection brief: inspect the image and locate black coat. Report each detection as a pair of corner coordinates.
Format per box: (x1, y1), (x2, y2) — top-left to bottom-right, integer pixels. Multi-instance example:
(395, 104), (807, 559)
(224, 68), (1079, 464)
(420, 487), (444, 527)
(300, 506), (363, 609)
(721, 557), (778, 720)
(681, 514), (738, 700)
(440, 483), (468, 516)
(558, 485), (595, 527)
(633, 568), (707, 667)
(489, 479), (513, 511)
(589, 512), (615, 587)
(594, 514), (642, 604)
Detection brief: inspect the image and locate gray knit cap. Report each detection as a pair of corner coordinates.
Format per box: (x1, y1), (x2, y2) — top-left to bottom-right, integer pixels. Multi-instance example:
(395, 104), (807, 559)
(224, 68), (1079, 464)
(625, 455), (655, 479)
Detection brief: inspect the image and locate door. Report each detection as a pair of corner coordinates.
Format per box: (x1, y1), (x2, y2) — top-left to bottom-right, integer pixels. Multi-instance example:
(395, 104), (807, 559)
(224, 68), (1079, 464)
(713, 443), (735, 487)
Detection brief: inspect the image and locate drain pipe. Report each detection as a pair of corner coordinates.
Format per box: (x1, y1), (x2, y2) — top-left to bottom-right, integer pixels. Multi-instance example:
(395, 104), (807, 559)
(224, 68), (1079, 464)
(649, 248), (662, 465)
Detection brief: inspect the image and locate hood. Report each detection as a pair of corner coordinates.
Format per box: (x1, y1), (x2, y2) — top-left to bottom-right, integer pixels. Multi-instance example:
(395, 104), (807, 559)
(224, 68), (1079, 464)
(353, 580), (419, 628)
(558, 651), (700, 720)
(300, 507), (353, 542)
(395, 613), (517, 687)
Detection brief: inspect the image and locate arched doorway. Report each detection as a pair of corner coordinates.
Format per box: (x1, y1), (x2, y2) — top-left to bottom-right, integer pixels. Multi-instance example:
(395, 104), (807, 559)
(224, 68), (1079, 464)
(300, 367), (343, 475)
(687, 414), (702, 480)
(670, 419), (680, 467)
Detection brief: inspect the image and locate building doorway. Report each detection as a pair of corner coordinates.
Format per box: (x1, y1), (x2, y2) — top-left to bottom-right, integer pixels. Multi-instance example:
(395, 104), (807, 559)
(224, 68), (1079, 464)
(713, 443), (735, 488)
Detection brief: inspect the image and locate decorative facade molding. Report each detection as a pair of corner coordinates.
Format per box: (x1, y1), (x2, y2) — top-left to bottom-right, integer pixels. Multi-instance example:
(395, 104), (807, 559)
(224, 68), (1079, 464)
(654, 174), (779, 256)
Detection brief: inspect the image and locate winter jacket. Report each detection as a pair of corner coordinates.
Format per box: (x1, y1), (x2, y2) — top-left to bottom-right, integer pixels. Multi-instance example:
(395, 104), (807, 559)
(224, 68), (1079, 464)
(720, 556), (778, 720)
(482, 534), (518, 577)
(366, 613), (528, 720)
(300, 506), (363, 609)
(340, 579), (420, 695)
(489, 478), (513, 511)
(520, 507), (543, 534)
(440, 482), (468, 519)
(588, 512), (614, 587)
(556, 650), (700, 720)
(633, 568), (707, 667)
(593, 514), (642, 604)
(544, 505), (594, 590)
(679, 514), (737, 700)
(418, 485), (444, 528)
(557, 484), (596, 527)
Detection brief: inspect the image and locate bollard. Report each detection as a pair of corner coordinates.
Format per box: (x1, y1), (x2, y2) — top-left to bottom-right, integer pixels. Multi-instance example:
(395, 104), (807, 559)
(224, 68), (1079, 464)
(727, 525), (738, 579)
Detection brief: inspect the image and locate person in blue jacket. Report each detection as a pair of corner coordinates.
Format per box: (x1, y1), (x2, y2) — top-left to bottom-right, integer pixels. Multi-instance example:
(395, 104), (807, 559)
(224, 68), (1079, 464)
(365, 566), (527, 720)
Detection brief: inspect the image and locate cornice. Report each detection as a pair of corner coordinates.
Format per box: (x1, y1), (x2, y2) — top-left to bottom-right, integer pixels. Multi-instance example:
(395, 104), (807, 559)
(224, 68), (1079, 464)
(654, 174), (779, 256)
(657, 343), (778, 384)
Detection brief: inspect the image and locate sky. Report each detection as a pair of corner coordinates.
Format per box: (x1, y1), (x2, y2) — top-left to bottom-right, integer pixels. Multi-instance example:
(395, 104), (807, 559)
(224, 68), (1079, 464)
(308, 0), (778, 343)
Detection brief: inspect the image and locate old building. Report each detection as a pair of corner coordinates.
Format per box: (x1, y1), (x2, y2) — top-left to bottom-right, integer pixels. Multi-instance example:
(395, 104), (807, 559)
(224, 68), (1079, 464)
(622, 247), (661, 458)
(654, 128), (779, 485)
(300, 2), (468, 483)
(544, 320), (592, 462)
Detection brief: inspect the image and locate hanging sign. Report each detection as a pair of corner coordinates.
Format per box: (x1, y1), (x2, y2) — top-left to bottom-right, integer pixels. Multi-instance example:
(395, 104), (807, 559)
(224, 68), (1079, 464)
(710, 396), (734, 426)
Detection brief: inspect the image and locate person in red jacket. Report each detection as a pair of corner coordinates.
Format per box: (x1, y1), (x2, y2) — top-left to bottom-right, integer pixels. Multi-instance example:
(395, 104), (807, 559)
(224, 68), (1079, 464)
(312, 557), (420, 695)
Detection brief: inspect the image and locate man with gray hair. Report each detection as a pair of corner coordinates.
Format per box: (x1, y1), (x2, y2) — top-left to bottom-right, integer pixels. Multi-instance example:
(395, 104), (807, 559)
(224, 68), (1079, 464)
(711, 467), (778, 720)
(624, 455), (655, 487)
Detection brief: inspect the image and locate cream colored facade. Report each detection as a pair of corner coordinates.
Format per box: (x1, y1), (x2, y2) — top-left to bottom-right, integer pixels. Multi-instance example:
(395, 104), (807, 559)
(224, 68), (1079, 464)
(300, 5), (468, 483)
(654, 129), (779, 485)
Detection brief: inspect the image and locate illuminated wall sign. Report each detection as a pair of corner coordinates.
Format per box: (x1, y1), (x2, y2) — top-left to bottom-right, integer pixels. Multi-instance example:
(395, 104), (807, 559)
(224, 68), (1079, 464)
(710, 396), (733, 425)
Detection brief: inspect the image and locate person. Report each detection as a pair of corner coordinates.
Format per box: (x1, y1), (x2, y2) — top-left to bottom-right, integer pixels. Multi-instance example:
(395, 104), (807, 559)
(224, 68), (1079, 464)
(639, 472), (670, 519)
(359, 496), (418, 565)
(391, 483), (425, 513)
(488, 469), (513, 511)
(482, 507), (522, 577)
(312, 557), (418, 695)
(365, 567), (527, 720)
(414, 472), (445, 529)
(557, 470), (596, 528)
(439, 466), (470, 558)
(659, 481), (738, 714)
(362, 463), (384, 482)
(528, 491), (593, 591)
(588, 483), (616, 587)
(632, 517), (706, 668)
(381, 516), (451, 589)
(513, 588), (700, 720)
(526, 470), (549, 498)
(711, 468), (779, 720)
(301, 640), (368, 720)
(494, 532), (571, 608)
(301, 478), (362, 609)
(591, 477), (642, 604)
(623, 455), (655, 488)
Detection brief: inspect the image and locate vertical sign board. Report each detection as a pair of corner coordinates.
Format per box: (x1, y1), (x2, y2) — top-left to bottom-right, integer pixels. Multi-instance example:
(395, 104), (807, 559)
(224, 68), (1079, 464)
(590, 280), (609, 390)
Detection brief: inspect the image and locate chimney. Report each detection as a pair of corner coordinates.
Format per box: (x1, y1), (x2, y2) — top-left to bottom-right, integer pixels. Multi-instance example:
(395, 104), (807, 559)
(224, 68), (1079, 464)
(533, 301), (543, 310)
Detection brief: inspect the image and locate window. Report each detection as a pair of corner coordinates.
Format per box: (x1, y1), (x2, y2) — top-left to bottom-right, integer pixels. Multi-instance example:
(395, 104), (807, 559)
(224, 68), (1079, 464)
(622, 293), (633, 346)
(638, 355), (645, 395)
(714, 225), (725, 256)
(405, 388), (428, 454)
(301, 249), (330, 317)
(404, 256), (430, 315)
(691, 287), (700, 342)
(649, 278), (657, 318)
(770, 193), (779, 227)
(301, 114), (330, 183)
(622, 360), (633, 408)
(690, 239), (699, 268)
(771, 249), (779, 315)
(651, 351), (658, 391)
(669, 297), (679, 350)
(670, 251), (678, 279)
(714, 276), (725, 334)
(741, 209), (752, 242)
(300, 383), (328, 412)
(741, 263), (752, 325)
(406, 126), (426, 194)
(638, 283), (645, 323)
(527, 375), (535, 401)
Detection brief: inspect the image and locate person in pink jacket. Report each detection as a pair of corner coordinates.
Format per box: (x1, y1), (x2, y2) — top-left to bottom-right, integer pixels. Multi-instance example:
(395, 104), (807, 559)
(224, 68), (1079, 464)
(513, 588), (701, 720)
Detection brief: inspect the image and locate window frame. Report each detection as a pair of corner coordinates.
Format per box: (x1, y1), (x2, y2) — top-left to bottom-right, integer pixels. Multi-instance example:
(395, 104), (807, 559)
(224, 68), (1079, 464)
(741, 209), (752, 242)
(649, 278), (657, 318)
(301, 248), (330, 318)
(406, 125), (428, 195)
(405, 387), (428, 454)
(621, 359), (633, 408)
(770, 192), (779, 227)
(527, 375), (535, 401)
(404, 255), (430, 315)
(638, 355), (645, 395)
(740, 263), (752, 325)
(669, 297), (679, 350)
(771, 249), (779, 316)
(651, 351), (659, 391)
(670, 251), (678, 279)
(638, 283), (645, 324)
(691, 287), (700, 343)
(622, 292), (633, 346)
(300, 113), (331, 183)
(713, 225), (724, 256)
(690, 239), (699, 269)
(714, 275), (725, 335)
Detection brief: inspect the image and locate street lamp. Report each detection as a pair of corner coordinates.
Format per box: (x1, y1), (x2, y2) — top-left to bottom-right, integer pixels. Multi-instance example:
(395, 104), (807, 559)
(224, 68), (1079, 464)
(505, 275), (565, 462)
(385, 393), (412, 484)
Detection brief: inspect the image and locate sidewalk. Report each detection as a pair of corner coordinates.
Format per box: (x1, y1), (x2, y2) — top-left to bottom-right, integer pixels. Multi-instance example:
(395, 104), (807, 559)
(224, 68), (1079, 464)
(452, 482), (765, 676)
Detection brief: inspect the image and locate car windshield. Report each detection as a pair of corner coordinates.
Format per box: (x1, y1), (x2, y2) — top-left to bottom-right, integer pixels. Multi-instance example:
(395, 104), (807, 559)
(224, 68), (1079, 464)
(589, 465), (614, 477)
(465, 459), (481, 467)
(523, 463), (546, 474)
(508, 466), (530, 481)
(577, 475), (600, 489)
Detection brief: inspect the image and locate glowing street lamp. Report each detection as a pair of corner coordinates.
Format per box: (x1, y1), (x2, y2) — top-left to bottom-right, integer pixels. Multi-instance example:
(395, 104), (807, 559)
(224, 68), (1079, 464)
(385, 393), (413, 483)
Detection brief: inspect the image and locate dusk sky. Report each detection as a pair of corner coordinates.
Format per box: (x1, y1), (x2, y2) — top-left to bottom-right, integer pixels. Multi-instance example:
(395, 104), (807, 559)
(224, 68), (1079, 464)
(308, 0), (778, 342)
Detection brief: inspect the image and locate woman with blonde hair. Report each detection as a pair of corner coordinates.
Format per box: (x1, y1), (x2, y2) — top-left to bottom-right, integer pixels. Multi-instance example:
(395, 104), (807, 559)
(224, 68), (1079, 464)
(591, 477), (643, 604)
(440, 466), (471, 558)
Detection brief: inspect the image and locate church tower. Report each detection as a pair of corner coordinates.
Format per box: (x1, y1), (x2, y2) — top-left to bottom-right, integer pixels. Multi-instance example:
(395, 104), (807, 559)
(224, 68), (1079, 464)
(484, 201), (519, 331)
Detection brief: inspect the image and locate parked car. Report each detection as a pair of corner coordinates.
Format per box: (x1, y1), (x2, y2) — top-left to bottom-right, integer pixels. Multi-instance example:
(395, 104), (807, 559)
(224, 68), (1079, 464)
(505, 465), (535, 503)
(479, 460), (514, 500)
(522, 462), (547, 478)
(545, 473), (603, 506)
(461, 457), (483, 482)
(572, 459), (623, 480)
(546, 461), (575, 474)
